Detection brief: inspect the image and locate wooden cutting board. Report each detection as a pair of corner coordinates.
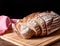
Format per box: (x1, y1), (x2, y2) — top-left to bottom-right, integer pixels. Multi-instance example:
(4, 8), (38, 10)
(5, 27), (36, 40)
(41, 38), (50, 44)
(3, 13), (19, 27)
(0, 29), (60, 46)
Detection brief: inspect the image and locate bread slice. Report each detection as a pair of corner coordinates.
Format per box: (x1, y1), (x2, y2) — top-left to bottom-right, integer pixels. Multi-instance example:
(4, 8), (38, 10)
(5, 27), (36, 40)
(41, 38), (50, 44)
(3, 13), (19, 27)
(34, 14), (47, 36)
(27, 19), (41, 36)
(16, 22), (35, 38)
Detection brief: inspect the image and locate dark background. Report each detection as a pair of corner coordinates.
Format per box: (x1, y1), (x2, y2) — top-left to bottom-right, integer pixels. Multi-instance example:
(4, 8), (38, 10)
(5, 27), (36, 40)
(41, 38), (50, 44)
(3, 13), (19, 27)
(0, 0), (60, 19)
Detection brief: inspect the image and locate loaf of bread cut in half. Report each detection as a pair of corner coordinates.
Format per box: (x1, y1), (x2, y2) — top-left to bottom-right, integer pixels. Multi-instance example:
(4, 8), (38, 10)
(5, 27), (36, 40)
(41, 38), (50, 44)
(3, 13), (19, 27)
(12, 11), (60, 39)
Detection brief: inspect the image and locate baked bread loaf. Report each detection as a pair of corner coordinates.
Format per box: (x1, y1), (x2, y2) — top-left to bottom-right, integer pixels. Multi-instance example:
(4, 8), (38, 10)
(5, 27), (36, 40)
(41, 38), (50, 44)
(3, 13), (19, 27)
(12, 11), (60, 39)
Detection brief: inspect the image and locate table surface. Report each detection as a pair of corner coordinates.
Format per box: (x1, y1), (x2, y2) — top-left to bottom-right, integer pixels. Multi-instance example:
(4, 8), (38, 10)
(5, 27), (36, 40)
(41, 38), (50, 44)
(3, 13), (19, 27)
(0, 38), (17, 46)
(0, 38), (60, 46)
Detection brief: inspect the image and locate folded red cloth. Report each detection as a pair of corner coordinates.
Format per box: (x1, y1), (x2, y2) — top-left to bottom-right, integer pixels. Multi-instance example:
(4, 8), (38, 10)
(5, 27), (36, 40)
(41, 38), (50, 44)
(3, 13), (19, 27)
(0, 15), (18, 35)
(11, 19), (19, 23)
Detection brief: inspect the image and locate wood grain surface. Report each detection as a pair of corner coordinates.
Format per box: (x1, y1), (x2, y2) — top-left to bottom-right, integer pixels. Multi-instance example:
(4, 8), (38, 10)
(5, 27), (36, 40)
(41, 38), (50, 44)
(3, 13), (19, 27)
(0, 29), (60, 46)
(0, 38), (17, 46)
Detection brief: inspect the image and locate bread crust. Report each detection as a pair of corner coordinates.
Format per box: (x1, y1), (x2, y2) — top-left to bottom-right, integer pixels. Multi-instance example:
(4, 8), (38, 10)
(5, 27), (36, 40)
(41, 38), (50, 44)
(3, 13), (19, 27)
(12, 11), (60, 39)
